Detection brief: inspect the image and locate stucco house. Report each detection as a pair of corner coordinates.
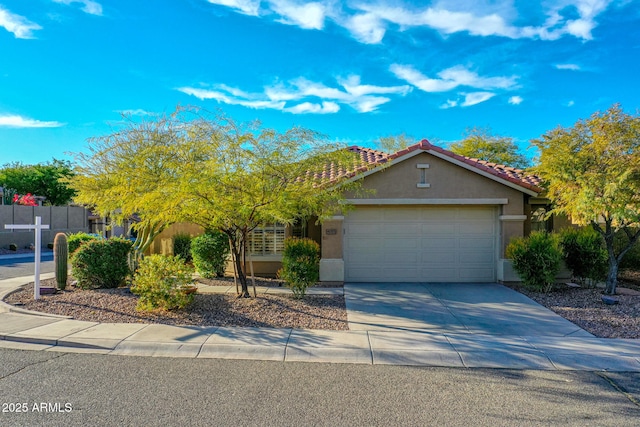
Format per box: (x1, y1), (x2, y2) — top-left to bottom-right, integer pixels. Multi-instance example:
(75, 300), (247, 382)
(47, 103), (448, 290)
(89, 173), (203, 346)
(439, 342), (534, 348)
(153, 140), (554, 283)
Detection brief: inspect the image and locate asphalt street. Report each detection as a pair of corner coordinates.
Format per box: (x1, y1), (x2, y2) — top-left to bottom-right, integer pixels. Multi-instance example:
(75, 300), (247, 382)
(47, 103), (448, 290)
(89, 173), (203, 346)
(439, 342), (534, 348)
(0, 348), (638, 426)
(0, 256), (54, 280)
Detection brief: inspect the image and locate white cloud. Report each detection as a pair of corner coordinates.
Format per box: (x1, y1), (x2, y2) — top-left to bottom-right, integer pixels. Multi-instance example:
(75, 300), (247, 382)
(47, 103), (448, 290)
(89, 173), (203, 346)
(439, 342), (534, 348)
(204, 0), (615, 44)
(567, 100), (575, 107)
(0, 115), (64, 128)
(440, 99), (458, 109)
(439, 91), (496, 109)
(391, 64), (517, 93)
(178, 75), (410, 114)
(342, 12), (386, 44)
(52, 0), (103, 16)
(555, 63), (581, 71)
(285, 101), (340, 114)
(177, 86), (286, 110)
(206, 0), (260, 16)
(270, 0), (327, 30)
(0, 6), (41, 39)
(509, 95), (523, 105)
(461, 92), (495, 106)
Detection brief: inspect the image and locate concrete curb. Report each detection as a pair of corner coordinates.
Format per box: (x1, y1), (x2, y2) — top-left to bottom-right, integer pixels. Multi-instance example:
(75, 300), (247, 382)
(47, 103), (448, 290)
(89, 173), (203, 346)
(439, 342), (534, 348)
(1, 275), (640, 371)
(0, 273), (72, 319)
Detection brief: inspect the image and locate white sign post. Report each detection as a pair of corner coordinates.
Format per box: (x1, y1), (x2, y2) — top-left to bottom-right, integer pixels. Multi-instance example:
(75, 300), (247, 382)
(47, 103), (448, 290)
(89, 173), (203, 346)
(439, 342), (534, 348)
(4, 216), (50, 300)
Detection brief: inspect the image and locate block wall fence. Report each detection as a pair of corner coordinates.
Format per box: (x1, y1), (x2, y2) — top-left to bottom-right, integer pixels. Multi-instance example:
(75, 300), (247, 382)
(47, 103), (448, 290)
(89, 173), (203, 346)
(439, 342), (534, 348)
(0, 205), (90, 250)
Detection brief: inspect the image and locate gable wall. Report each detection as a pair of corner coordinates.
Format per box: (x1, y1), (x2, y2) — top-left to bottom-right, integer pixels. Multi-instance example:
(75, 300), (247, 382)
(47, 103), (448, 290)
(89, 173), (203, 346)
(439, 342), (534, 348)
(348, 152), (526, 215)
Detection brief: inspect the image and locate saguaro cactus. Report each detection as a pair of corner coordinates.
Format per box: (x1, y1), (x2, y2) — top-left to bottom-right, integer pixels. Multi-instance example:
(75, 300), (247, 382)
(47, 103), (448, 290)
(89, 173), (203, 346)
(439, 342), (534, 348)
(54, 233), (68, 290)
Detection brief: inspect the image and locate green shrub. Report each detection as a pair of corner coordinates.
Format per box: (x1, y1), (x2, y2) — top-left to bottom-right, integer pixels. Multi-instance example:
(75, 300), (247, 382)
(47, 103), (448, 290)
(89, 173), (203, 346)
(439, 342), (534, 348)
(68, 232), (100, 254)
(278, 237), (320, 298)
(71, 237), (133, 289)
(559, 227), (607, 286)
(506, 231), (562, 293)
(190, 231), (229, 278)
(615, 228), (640, 269)
(173, 233), (193, 263)
(131, 255), (195, 311)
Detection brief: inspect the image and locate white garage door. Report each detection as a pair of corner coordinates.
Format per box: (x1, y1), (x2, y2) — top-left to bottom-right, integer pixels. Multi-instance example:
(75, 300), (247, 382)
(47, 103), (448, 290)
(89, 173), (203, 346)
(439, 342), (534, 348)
(344, 206), (497, 282)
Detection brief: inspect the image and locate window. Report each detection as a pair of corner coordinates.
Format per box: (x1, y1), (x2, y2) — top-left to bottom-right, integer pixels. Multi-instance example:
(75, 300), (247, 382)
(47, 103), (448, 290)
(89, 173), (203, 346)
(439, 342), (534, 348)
(248, 223), (286, 255)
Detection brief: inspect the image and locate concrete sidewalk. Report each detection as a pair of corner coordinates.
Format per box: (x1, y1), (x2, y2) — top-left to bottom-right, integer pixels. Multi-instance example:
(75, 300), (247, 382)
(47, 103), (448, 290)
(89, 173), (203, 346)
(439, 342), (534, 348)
(1, 276), (639, 371)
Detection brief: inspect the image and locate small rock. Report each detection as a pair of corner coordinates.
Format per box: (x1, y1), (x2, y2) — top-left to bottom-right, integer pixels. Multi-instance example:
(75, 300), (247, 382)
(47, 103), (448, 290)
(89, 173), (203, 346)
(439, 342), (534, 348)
(567, 282), (581, 288)
(601, 295), (619, 305)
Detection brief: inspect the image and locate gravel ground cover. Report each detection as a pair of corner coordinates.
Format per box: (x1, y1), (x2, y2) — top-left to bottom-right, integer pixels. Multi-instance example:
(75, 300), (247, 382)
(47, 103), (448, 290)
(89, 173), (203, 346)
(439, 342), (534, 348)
(507, 269), (640, 339)
(4, 272), (639, 337)
(4, 277), (348, 330)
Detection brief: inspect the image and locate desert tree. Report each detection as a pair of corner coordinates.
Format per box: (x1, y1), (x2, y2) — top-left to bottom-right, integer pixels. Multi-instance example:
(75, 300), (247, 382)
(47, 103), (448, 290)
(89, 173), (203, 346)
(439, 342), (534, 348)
(532, 104), (640, 294)
(176, 113), (363, 297)
(71, 106), (363, 297)
(449, 127), (530, 169)
(70, 109), (197, 258)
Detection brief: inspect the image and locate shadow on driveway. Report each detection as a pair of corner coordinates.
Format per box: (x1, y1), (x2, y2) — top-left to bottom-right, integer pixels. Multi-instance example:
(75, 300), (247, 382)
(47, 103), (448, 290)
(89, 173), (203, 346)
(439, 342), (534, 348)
(344, 282), (593, 337)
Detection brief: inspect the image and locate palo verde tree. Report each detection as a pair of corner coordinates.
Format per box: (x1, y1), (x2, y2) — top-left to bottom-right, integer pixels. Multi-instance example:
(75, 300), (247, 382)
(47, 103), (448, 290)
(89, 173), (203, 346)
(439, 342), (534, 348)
(176, 112), (363, 297)
(71, 106), (363, 297)
(449, 127), (530, 169)
(532, 104), (640, 295)
(70, 110), (197, 259)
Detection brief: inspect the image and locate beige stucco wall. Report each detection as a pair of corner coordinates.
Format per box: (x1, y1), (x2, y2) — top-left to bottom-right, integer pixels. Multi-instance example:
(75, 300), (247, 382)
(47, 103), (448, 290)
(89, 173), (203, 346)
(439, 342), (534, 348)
(148, 222), (204, 256)
(346, 152), (527, 204)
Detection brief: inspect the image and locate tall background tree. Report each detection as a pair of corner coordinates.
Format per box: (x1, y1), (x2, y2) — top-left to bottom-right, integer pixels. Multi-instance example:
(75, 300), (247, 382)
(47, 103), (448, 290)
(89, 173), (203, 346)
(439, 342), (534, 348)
(375, 133), (417, 153)
(71, 107), (363, 297)
(449, 127), (530, 169)
(0, 159), (76, 205)
(532, 104), (640, 294)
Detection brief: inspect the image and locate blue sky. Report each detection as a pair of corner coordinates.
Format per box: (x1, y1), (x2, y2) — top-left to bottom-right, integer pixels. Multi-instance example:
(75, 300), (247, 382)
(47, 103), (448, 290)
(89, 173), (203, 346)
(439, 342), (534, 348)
(1, 0), (639, 165)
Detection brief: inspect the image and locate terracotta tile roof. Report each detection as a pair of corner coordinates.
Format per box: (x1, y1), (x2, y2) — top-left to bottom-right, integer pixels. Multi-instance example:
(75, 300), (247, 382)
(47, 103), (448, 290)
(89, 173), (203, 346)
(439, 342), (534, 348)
(305, 146), (390, 182)
(308, 140), (542, 194)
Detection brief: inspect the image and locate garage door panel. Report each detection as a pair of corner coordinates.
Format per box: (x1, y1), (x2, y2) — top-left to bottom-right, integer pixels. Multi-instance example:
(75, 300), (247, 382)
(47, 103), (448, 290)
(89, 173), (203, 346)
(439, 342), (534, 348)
(422, 251), (456, 264)
(384, 238), (418, 250)
(421, 238), (456, 250)
(345, 207), (497, 283)
(458, 250), (494, 263)
(348, 223), (382, 235)
(385, 252), (419, 264)
(349, 252), (384, 264)
(420, 209), (457, 221)
(421, 223), (456, 234)
(347, 238), (382, 249)
(458, 222), (494, 234)
(459, 238), (494, 249)
(385, 223), (421, 235)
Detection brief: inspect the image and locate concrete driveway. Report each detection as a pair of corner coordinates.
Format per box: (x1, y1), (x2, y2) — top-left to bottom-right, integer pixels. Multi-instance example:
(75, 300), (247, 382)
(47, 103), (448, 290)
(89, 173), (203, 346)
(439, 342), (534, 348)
(344, 283), (593, 337)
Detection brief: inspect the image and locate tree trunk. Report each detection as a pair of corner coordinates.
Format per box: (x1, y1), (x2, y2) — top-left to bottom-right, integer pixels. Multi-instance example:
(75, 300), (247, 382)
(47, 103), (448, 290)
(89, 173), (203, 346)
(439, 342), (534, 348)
(596, 220), (619, 295)
(605, 253), (619, 295)
(227, 232), (250, 298)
